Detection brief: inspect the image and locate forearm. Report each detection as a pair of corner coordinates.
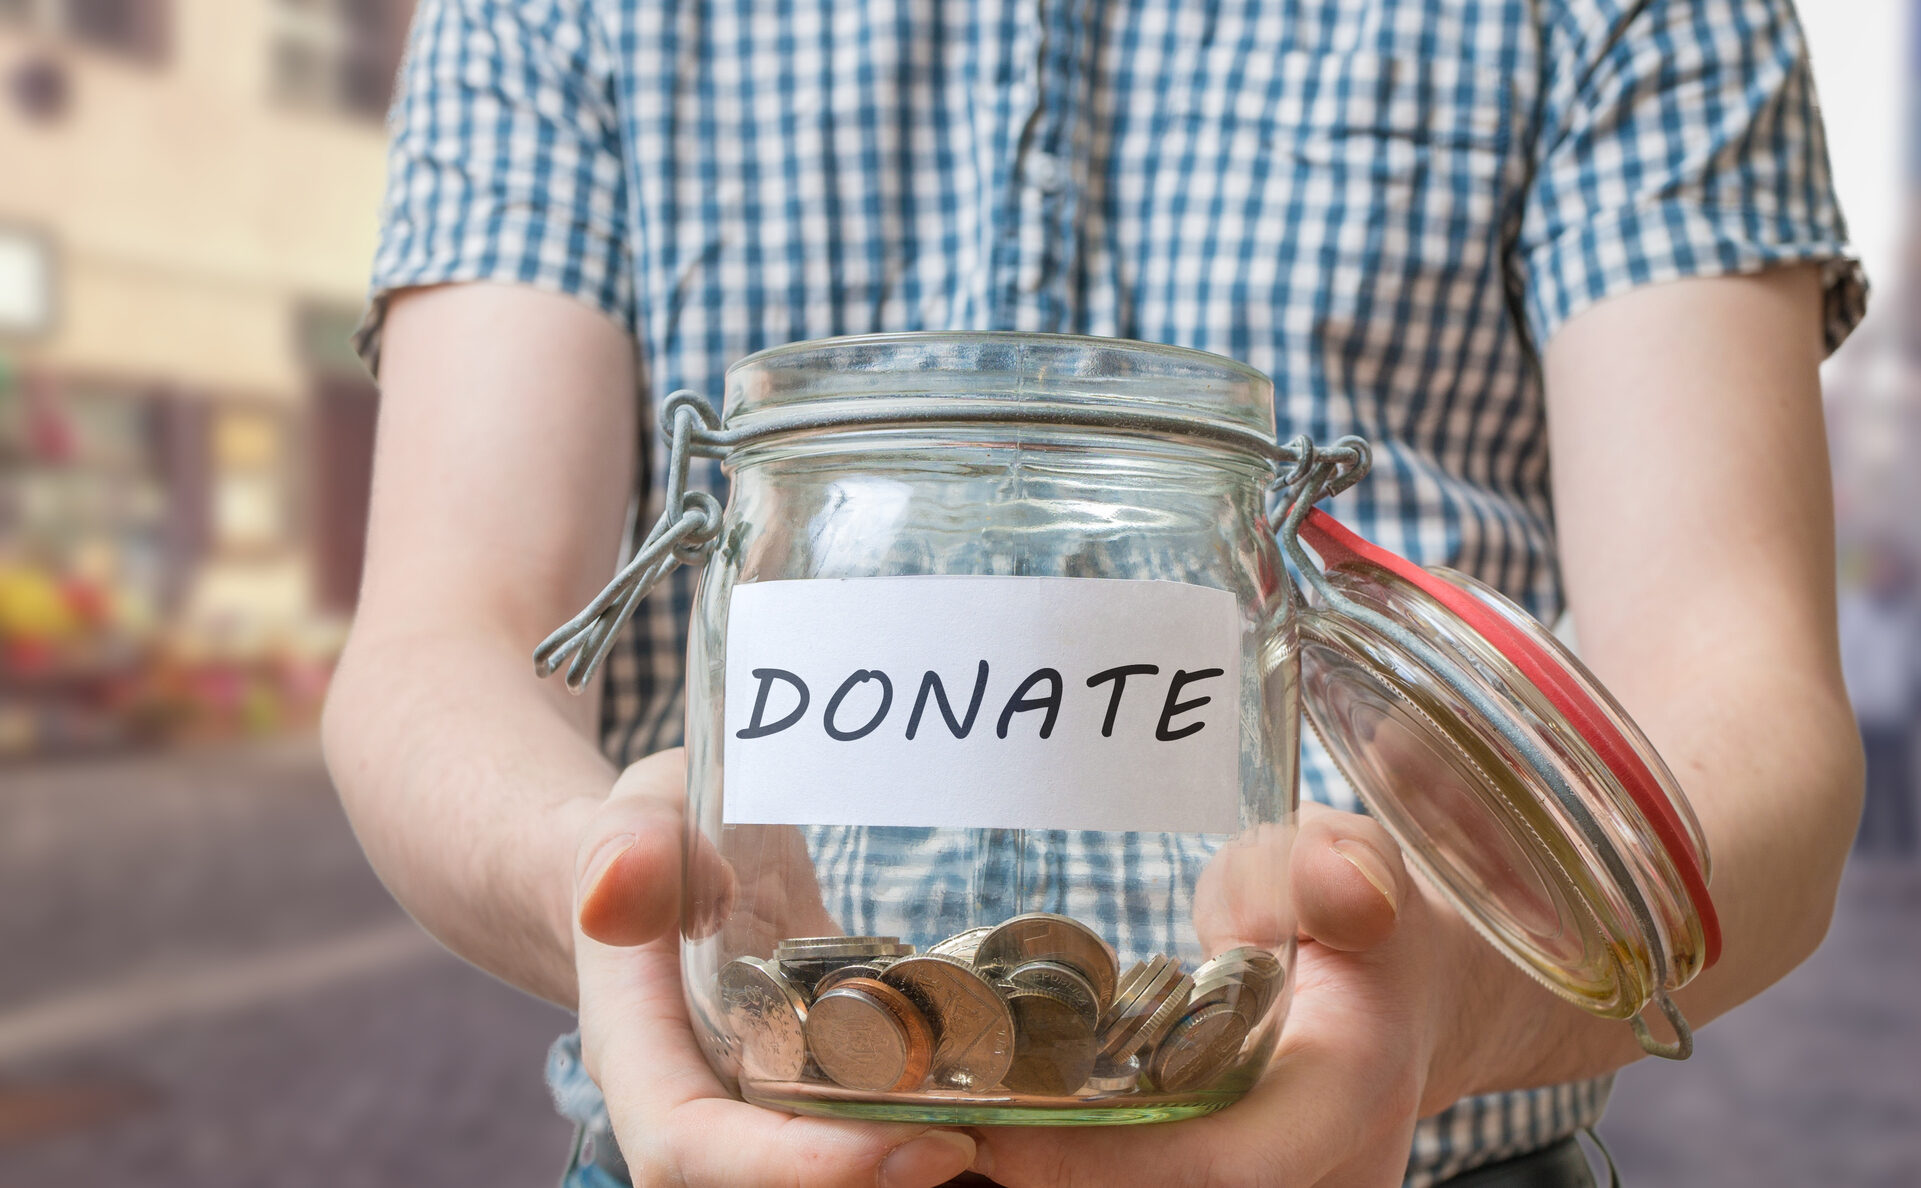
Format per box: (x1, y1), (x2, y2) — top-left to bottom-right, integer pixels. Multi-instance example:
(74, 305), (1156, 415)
(321, 283), (643, 1008)
(324, 624), (612, 1007)
(1427, 265), (1863, 1106)
(1435, 656), (1860, 1103)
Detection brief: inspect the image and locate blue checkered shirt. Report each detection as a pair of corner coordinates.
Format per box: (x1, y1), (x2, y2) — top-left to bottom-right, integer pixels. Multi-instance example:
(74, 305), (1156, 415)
(359, 0), (1862, 1182)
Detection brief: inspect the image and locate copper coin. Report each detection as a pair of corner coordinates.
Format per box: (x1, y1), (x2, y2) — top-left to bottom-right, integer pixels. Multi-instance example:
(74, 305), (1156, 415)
(717, 957), (809, 1081)
(880, 956), (1016, 1090)
(976, 914), (1118, 1008)
(1001, 985), (1098, 1096)
(1006, 959), (1100, 1028)
(805, 977), (934, 1092)
(1149, 1004), (1250, 1092)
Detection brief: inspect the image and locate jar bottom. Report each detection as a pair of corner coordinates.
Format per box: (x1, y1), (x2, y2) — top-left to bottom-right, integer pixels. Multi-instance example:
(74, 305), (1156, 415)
(742, 1076), (1255, 1126)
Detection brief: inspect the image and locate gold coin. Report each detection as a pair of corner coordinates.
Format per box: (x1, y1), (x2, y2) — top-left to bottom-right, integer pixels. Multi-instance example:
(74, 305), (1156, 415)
(806, 976), (934, 1092)
(717, 956), (809, 1082)
(1149, 1004), (1250, 1092)
(1002, 985), (1098, 1096)
(880, 956), (1016, 1090)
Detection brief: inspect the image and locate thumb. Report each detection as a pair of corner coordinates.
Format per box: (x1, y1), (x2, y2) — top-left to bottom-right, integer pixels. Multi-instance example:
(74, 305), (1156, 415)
(575, 748), (736, 946)
(1290, 805), (1410, 952)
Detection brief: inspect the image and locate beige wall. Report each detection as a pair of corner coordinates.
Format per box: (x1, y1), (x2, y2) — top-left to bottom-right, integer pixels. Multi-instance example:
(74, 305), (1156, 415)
(0, 0), (391, 399)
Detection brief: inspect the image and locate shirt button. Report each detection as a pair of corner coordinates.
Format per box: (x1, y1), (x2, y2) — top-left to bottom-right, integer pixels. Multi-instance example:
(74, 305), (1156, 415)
(1026, 152), (1066, 193)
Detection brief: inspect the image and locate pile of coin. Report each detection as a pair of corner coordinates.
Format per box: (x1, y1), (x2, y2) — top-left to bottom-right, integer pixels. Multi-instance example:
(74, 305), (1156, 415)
(716, 914), (1283, 1100)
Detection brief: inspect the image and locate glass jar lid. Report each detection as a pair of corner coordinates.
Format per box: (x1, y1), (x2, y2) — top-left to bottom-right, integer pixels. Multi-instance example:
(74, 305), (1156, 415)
(1289, 509), (1718, 1053)
(725, 332), (1275, 441)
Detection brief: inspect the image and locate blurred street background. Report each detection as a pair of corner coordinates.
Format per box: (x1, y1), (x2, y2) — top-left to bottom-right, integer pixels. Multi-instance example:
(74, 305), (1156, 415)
(1, 1), (1917, 1185)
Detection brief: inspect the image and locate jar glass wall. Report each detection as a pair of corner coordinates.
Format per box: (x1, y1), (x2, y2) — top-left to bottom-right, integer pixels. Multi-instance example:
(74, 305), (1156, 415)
(677, 335), (1302, 1124)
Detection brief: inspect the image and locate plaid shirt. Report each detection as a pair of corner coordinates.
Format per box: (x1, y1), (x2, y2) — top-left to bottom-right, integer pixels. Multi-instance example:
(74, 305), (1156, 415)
(359, 0), (1862, 1182)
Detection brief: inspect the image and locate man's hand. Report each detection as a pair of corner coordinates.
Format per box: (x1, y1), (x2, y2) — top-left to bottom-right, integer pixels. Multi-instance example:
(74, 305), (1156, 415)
(969, 806), (1488, 1188)
(573, 748), (980, 1186)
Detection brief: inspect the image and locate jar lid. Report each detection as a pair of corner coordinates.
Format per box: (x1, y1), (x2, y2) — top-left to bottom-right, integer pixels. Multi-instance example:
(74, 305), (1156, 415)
(1294, 510), (1718, 1035)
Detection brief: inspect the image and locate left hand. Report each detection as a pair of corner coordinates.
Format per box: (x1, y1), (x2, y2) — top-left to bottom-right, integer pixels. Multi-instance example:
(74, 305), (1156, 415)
(968, 805), (1487, 1187)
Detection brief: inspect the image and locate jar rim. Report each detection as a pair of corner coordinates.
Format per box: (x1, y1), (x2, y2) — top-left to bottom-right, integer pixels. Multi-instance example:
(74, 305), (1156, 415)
(724, 332), (1277, 444)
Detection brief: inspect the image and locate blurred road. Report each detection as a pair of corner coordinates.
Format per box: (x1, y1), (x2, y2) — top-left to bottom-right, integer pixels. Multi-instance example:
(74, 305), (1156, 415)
(0, 741), (574, 1188)
(0, 741), (1916, 1187)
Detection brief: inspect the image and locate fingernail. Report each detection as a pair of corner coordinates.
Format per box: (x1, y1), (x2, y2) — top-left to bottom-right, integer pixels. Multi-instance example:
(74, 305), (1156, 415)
(880, 1130), (976, 1188)
(1332, 838), (1400, 914)
(578, 833), (636, 901)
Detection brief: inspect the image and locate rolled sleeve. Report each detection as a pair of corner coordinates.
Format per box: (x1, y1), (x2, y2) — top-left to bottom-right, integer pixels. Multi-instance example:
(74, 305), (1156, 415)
(354, 0), (633, 373)
(1514, 0), (1867, 357)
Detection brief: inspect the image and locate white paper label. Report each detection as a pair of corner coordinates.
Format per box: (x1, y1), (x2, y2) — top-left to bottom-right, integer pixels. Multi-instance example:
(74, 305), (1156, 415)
(722, 576), (1242, 833)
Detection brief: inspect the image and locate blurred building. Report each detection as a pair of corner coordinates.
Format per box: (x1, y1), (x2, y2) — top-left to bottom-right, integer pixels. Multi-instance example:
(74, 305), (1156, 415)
(0, 0), (412, 754)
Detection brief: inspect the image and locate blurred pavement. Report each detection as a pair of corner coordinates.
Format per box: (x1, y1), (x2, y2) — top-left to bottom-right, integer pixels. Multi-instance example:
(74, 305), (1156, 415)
(0, 742), (1915, 1187)
(0, 741), (573, 1188)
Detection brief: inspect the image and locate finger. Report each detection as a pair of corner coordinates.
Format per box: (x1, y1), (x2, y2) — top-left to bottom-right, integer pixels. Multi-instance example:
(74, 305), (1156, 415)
(1290, 806), (1408, 952)
(576, 748), (738, 945)
(1192, 821), (1294, 954)
(574, 928), (973, 1186)
(969, 1020), (1410, 1188)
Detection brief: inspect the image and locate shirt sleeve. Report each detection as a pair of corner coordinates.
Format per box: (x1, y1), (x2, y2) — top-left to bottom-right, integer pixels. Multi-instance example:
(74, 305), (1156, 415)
(353, 0), (633, 374)
(1513, 0), (1868, 357)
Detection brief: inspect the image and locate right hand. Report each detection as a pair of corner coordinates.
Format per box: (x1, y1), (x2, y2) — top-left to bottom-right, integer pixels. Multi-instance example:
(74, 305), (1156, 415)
(572, 747), (979, 1185)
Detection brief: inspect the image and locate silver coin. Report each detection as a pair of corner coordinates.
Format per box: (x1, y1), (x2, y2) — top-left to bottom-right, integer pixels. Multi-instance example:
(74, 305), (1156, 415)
(812, 961), (893, 996)
(1001, 985), (1098, 1096)
(1086, 1055), (1141, 1094)
(1100, 959), (1188, 1061)
(1006, 960), (1101, 1028)
(926, 925), (994, 966)
(717, 956), (809, 1082)
(1134, 971), (1196, 1057)
(1190, 947), (1283, 1026)
(1100, 956), (1175, 1034)
(1236, 949), (1284, 1021)
(880, 955), (1016, 1090)
(776, 936), (913, 960)
(976, 914), (1118, 1008)
(1149, 1003), (1250, 1092)
(1103, 959), (1153, 1026)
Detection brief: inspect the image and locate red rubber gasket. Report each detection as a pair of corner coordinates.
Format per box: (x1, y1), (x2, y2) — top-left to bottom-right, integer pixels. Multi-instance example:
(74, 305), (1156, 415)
(1300, 509), (1722, 969)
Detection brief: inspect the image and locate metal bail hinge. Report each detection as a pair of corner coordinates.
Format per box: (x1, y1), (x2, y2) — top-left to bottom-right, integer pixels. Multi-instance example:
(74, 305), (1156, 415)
(533, 390), (725, 691)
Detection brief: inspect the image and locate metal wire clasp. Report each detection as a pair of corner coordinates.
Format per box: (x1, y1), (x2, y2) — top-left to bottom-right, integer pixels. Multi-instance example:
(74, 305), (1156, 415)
(533, 393), (1372, 692)
(533, 391), (726, 690)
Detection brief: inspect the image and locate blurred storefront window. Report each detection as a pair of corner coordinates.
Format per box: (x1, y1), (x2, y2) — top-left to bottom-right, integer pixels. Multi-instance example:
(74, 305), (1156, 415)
(0, 0), (169, 63)
(270, 0), (408, 120)
(0, 0), (413, 757)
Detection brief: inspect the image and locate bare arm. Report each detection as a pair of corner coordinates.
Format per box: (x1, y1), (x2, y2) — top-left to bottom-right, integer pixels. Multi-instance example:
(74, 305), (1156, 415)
(1451, 263), (1865, 1093)
(321, 283), (639, 1007)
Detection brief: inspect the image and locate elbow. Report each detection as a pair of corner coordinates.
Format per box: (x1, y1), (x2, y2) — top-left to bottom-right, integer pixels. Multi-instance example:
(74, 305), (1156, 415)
(1775, 704), (1866, 972)
(319, 627), (386, 822)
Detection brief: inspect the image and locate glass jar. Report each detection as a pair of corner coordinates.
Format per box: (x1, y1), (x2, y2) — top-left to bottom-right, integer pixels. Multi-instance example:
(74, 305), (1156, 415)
(536, 331), (1718, 1126)
(684, 334), (1298, 1124)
